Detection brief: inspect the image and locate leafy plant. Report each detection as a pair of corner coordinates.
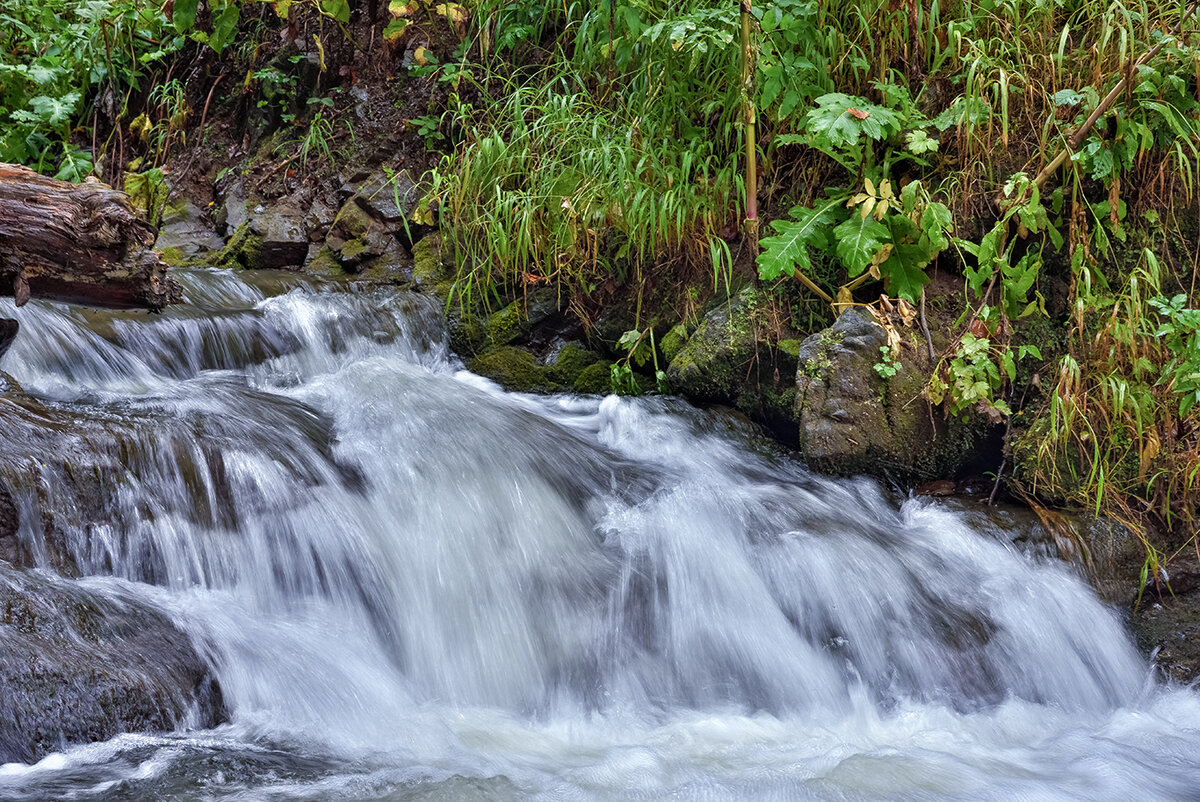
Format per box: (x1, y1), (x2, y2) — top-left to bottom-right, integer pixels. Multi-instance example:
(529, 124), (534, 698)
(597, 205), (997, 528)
(1149, 294), (1200, 417)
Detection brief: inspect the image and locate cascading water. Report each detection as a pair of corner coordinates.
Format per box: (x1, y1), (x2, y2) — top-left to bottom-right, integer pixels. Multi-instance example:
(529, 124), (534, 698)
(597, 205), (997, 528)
(1, 267), (1199, 800)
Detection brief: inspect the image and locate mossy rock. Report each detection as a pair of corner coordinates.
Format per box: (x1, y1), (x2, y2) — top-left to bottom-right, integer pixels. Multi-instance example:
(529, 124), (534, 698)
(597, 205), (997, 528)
(330, 201), (373, 241)
(659, 322), (689, 363)
(157, 246), (188, 267)
(794, 308), (990, 481)
(304, 245), (348, 279)
(206, 222), (264, 270)
(573, 361), (613, 395)
(412, 234), (453, 289)
(467, 347), (560, 393)
(338, 237), (371, 265)
(449, 288), (560, 356)
(551, 342), (603, 385)
(664, 287), (798, 430)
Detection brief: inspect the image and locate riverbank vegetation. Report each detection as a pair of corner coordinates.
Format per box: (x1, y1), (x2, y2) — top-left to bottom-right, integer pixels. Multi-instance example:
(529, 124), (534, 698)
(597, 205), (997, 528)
(4, 0), (1200, 577)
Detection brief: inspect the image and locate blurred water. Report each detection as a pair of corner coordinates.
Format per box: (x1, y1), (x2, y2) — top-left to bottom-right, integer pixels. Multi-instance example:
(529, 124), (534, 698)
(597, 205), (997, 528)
(0, 268), (1198, 800)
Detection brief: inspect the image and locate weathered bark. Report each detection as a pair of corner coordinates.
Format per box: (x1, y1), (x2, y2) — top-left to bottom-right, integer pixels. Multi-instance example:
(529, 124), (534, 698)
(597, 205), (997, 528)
(0, 164), (181, 310)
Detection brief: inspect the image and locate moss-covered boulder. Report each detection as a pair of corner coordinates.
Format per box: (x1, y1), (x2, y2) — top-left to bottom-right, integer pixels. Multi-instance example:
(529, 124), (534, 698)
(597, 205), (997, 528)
(467, 347), (559, 393)
(793, 307), (987, 480)
(573, 361), (613, 394)
(411, 234), (454, 292)
(207, 222), (263, 270)
(665, 287), (799, 435)
(450, 287), (561, 356)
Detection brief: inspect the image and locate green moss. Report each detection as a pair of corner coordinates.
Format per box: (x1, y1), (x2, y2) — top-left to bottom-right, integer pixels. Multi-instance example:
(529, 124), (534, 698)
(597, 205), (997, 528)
(777, 338), (801, 357)
(659, 323), (689, 363)
(339, 237), (370, 264)
(157, 246), (187, 267)
(551, 343), (602, 385)
(467, 347), (559, 393)
(485, 301), (529, 347)
(573, 362), (613, 394)
(207, 222), (263, 270)
(331, 202), (372, 240)
(305, 245), (346, 278)
(412, 234), (452, 287)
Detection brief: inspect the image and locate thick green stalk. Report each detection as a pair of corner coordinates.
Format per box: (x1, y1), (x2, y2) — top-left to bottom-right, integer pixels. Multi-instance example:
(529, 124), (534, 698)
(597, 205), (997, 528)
(740, 0), (758, 253)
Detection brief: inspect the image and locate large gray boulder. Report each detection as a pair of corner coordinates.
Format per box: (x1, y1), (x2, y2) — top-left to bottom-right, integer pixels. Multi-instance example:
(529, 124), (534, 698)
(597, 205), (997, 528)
(0, 566), (226, 763)
(794, 307), (985, 479)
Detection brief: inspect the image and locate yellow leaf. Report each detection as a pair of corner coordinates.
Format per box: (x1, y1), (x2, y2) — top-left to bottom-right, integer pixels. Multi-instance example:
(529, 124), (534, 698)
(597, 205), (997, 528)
(434, 2), (466, 23)
(860, 197), (875, 220)
(835, 285), (855, 311)
(879, 179), (893, 199)
(864, 177), (876, 196)
(873, 198), (889, 220)
(383, 17), (410, 41)
(313, 34), (326, 72)
(273, 0), (292, 19)
(130, 113), (151, 142)
(388, 0), (417, 15)
(870, 243), (893, 266)
(413, 45), (428, 65)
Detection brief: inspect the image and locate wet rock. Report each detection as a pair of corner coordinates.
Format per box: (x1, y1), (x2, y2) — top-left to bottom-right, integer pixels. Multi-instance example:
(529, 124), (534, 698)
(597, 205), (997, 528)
(215, 178), (247, 235)
(0, 565), (226, 763)
(665, 287), (798, 438)
(793, 307), (985, 480)
(353, 170), (422, 228)
(305, 197), (338, 242)
(249, 204), (309, 270)
(450, 288), (561, 356)
(154, 198), (223, 260)
(0, 318), (16, 362)
(411, 234), (453, 291)
(207, 222), (262, 271)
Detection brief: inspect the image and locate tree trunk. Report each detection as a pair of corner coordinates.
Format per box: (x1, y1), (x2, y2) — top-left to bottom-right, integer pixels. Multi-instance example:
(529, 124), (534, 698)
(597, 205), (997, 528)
(0, 164), (181, 311)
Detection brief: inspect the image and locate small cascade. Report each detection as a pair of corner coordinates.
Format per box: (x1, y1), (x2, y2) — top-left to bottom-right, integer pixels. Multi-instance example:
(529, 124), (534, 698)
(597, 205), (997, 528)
(0, 267), (1198, 800)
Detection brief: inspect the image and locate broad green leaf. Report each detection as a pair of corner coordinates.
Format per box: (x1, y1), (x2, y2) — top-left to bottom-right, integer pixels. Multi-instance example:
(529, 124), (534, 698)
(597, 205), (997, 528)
(209, 3), (240, 53)
(757, 197), (847, 282)
(173, 0), (199, 33)
(320, 0), (351, 24)
(833, 214), (889, 277)
(879, 243), (932, 302)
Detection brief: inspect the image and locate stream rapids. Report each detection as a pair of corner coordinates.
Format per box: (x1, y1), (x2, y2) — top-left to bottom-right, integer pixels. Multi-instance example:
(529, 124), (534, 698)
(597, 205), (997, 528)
(1, 268), (1199, 800)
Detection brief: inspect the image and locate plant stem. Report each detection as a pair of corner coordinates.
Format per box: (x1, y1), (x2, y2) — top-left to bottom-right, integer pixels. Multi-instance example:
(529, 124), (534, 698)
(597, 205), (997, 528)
(740, 0), (758, 253)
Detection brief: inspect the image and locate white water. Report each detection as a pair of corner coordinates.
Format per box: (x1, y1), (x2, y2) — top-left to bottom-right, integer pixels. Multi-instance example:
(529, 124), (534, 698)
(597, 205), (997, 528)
(1, 269), (1199, 800)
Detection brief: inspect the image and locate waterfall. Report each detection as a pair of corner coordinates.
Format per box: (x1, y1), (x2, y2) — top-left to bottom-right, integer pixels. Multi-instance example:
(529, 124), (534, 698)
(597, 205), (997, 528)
(1, 267), (1198, 800)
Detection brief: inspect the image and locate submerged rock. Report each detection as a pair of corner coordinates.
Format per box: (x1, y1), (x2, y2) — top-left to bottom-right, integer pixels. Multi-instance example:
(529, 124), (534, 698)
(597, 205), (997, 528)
(0, 565), (226, 763)
(793, 308), (986, 480)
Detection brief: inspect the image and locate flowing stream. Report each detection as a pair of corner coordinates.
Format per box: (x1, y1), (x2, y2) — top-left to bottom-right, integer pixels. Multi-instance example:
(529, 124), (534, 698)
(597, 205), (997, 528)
(1, 268), (1199, 800)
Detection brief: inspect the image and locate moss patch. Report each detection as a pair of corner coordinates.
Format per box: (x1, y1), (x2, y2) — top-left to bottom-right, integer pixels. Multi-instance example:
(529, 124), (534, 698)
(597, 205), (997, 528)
(206, 222), (263, 270)
(467, 347), (559, 393)
(573, 362), (613, 394)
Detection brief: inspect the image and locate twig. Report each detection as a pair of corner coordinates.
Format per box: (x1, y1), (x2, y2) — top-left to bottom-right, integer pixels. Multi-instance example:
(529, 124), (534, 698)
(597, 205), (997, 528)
(198, 72), (225, 137)
(919, 287), (935, 360)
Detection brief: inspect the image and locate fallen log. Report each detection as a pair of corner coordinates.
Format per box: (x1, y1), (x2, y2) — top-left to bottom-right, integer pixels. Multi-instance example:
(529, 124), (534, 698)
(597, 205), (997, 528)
(0, 164), (181, 311)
